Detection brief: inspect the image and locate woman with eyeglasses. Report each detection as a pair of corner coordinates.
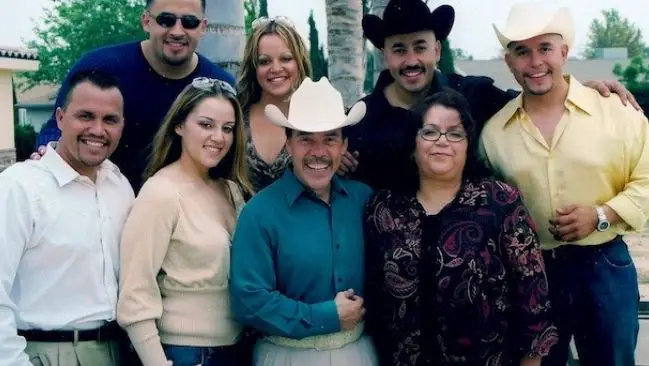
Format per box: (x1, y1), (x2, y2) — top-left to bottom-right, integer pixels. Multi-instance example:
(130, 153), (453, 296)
(362, 89), (559, 366)
(116, 78), (254, 366)
(237, 16), (312, 192)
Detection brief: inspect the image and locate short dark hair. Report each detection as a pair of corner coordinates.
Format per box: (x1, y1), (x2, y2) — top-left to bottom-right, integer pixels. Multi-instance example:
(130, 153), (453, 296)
(145, 0), (206, 12)
(62, 69), (122, 110)
(408, 88), (492, 183)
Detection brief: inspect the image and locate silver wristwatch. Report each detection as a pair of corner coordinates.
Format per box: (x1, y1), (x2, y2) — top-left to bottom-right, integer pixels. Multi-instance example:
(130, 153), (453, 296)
(596, 206), (610, 232)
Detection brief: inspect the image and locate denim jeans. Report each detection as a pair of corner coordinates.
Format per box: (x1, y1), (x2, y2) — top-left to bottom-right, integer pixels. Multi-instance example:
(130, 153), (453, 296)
(541, 236), (640, 366)
(162, 344), (236, 366)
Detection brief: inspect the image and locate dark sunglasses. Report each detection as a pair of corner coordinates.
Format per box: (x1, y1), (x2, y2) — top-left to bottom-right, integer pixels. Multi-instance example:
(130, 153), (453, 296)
(150, 12), (203, 30)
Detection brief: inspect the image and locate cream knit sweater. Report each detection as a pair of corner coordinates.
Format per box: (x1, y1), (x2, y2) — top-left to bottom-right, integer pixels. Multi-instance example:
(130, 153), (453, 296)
(117, 168), (244, 366)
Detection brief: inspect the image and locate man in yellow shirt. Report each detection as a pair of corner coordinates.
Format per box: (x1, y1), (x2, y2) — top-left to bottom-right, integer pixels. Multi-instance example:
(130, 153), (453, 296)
(480, 2), (649, 366)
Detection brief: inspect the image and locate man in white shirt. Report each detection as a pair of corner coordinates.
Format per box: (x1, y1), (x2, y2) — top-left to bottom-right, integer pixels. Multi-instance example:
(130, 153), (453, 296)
(0, 69), (134, 366)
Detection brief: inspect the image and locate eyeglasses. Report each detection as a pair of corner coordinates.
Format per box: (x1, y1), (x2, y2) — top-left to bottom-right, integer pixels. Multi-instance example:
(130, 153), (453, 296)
(251, 16), (295, 30)
(418, 126), (467, 142)
(192, 77), (237, 97)
(149, 12), (203, 29)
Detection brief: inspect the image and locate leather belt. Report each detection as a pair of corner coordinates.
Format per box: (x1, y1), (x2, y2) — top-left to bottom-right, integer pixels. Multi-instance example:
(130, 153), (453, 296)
(18, 321), (122, 343)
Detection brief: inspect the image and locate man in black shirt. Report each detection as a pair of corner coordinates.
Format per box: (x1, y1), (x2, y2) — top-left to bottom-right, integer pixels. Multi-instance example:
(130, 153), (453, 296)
(343, 0), (640, 192)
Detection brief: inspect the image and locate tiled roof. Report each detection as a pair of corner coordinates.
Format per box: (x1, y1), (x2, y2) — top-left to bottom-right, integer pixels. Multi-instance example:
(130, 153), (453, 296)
(0, 47), (38, 60)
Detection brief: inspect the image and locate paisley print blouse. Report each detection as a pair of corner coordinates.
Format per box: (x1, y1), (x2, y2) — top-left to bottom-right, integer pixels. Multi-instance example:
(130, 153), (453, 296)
(363, 178), (558, 366)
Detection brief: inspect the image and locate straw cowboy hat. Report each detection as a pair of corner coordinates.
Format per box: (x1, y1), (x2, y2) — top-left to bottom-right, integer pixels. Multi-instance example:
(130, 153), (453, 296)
(493, 1), (574, 49)
(264, 77), (366, 133)
(362, 0), (455, 49)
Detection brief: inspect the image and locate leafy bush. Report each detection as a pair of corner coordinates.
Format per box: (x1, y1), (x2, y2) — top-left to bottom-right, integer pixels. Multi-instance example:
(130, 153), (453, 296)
(14, 123), (36, 162)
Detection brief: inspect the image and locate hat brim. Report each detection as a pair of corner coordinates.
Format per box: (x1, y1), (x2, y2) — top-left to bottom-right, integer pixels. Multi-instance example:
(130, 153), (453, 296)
(363, 4), (455, 49)
(265, 101), (367, 133)
(493, 7), (574, 49)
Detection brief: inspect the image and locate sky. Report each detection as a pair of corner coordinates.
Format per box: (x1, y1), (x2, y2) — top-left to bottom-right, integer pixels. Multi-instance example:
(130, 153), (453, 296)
(0, 0), (646, 60)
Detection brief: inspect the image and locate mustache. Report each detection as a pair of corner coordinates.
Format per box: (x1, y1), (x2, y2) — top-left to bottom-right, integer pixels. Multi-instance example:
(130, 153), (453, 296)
(399, 65), (425, 75)
(304, 156), (332, 165)
(165, 36), (188, 43)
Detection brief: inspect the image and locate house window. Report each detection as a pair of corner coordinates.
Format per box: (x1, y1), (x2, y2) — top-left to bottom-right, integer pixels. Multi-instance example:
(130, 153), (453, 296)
(18, 108), (28, 125)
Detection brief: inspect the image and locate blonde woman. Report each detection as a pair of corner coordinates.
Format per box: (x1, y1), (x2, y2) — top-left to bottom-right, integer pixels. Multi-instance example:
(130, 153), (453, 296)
(117, 77), (253, 366)
(238, 16), (312, 191)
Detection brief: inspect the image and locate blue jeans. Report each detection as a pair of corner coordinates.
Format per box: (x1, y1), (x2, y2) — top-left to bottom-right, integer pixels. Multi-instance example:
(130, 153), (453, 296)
(162, 344), (236, 366)
(541, 237), (639, 366)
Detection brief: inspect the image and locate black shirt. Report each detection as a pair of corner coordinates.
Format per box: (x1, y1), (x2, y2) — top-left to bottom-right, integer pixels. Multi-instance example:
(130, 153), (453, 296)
(346, 70), (516, 191)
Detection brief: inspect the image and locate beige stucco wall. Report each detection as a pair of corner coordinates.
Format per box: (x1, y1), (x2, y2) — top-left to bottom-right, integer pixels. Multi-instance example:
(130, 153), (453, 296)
(0, 55), (39, 171)
(0, 70), (15, 170)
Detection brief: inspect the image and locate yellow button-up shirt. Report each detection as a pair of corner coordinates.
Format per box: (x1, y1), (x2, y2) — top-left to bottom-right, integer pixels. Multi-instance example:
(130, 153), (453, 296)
(480, 76), (649, 249)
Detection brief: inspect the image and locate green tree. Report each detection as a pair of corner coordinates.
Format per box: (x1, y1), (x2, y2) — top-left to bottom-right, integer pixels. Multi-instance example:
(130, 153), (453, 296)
(438, 39), (455, 74)
(259, 0), (268, 17)
(244, 0), (268, 37)
(583, 9), (646, 59)
(12, 80), (36, 161)
(362, 0), (374, 93)
(452, 48), (473, 61)
(308, 10), (328, 79)
(614, 56), (649, 112)
(614, 56), (649, 93)
(244, 0), (258, 37)
(21, 0), (146, 90)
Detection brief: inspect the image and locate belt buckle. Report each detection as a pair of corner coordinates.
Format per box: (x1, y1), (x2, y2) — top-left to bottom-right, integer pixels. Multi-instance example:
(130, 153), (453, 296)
(73, 330), (80, 344)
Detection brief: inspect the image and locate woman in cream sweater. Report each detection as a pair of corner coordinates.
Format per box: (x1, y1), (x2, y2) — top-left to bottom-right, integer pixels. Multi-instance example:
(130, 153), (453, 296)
(117, 77), (253, 366)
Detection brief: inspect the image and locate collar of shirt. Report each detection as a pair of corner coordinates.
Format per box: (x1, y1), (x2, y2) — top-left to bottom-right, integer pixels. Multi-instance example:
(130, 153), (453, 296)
(42, 142), (122, 187)
(499, 75), (597, 128)
(279, 168), (349, 206)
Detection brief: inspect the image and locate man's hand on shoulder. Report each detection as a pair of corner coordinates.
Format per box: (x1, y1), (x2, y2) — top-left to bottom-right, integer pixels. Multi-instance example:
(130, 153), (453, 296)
(29, 145), (48, 160)
(337, 151), (359, 176)
(583, 79), (642, 111)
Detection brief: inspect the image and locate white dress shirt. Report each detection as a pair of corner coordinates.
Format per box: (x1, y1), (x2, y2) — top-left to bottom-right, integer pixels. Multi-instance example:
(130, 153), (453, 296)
(0, 144), (134, 365)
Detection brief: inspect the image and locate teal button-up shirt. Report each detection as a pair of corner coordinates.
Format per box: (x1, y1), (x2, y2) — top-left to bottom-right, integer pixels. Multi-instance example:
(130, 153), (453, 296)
(230, 169), (373, 339)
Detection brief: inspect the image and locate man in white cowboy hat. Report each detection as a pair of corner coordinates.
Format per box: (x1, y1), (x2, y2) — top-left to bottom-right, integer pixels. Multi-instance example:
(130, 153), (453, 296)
(229, 77), (378, 366)
(340, 0), (641, 193)
(480, 2), (649, 365)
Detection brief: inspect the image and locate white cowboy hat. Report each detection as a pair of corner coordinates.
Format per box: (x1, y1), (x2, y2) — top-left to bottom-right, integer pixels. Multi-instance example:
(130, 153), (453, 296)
(264, 77), (366, 133)
(493, 1), (574, 49)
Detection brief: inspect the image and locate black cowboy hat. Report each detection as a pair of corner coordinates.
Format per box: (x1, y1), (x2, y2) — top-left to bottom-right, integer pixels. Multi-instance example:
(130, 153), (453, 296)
(362, 0), (455, 49)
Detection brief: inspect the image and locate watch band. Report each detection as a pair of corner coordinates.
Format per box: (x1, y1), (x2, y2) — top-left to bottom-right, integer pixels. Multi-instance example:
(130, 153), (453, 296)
(596, 206), (607, 221)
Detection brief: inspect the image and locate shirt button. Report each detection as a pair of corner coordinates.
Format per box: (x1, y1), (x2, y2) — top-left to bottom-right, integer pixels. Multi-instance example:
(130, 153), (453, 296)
(337, 277), (343, 283)
(335, 244), (341, 250)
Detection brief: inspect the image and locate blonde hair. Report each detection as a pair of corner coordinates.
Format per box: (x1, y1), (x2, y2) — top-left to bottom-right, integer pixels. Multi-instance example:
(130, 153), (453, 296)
(237, 20), (312, 111)
(145, 83), (254, 197)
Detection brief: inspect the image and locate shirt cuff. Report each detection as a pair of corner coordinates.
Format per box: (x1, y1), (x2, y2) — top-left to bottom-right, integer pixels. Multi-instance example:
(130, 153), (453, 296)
(125, 320), (168, 366)
(309, 300), (341, 335)
(606, 195), (647, 231)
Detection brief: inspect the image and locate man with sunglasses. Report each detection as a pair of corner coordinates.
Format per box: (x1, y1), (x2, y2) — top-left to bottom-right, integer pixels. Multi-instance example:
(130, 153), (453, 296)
(32, 0), (235, 192)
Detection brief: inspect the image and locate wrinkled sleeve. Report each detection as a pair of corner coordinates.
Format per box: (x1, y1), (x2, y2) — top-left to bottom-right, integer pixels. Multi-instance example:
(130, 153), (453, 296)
(230, 205), (340, 339)
(605, 106), (649, 231)
(0, 176), (34, 366)
(497, 182), (558, 359)
(116, 179), (178, 366)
